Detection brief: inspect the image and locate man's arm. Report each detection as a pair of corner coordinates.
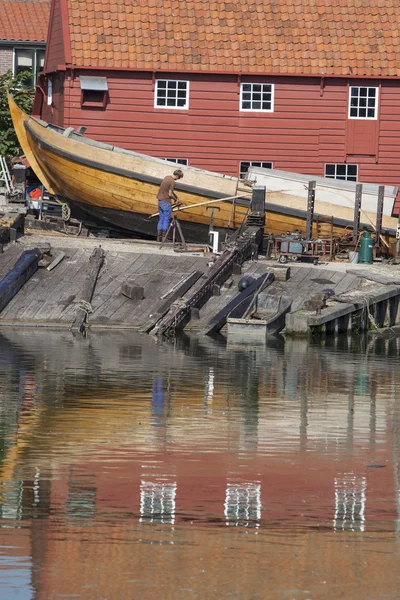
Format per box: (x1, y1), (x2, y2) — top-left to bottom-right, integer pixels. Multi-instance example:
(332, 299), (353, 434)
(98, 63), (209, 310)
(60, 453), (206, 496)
(168, 181), (179, 202)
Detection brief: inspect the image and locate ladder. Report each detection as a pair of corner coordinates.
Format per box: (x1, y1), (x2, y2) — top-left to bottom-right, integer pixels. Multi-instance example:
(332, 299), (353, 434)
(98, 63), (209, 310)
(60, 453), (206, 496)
(0, 156), (12, 193)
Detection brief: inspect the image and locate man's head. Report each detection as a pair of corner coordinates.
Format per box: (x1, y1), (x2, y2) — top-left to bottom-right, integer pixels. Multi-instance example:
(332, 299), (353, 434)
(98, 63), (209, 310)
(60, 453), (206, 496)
(173, 169), (184, 180)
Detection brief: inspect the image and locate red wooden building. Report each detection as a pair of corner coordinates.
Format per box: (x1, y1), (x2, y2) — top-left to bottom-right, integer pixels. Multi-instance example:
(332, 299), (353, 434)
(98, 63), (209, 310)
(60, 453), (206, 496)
(35, 0), (400, 214)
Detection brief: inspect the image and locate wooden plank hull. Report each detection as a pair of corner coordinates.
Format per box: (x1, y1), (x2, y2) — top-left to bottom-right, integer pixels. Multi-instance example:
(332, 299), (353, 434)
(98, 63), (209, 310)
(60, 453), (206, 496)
(8, 96), (398, 241)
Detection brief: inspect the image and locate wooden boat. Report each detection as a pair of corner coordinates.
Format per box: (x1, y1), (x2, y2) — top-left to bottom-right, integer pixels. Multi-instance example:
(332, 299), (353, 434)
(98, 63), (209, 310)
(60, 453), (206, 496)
(9, 96), (399, 243)
(203, 273), (275, 336)
(227, 294), (293, 339)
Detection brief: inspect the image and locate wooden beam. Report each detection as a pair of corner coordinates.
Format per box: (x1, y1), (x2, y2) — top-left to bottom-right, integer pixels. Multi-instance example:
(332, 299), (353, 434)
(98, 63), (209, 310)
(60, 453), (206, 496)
(0, 248), (42, 314)
(70, 246), (105, 334)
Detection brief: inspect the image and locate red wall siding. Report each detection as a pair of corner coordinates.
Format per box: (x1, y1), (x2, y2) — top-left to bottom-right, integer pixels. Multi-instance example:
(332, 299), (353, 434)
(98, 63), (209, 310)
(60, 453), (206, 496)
(44, 0), (66, 73)
(40, 73), (65, 126)
(48, 71), (400, 214)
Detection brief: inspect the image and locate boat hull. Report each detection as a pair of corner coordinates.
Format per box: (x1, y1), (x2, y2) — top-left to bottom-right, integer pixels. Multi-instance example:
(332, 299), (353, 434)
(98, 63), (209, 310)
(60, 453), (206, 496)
(8, 96), (398, 242)
(71, 201), (228, 243)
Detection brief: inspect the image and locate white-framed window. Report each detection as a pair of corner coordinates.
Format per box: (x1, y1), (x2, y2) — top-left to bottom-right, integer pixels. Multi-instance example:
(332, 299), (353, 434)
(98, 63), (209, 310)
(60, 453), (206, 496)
(13, 48), (45, 86)
(161, 158), (188, 166)
(240, 161), (273, 180)
(155, 79), (189, 109)
(325, 163), (358, 182)
(348, 86), (378, 119)
(240, 83), (274, 112)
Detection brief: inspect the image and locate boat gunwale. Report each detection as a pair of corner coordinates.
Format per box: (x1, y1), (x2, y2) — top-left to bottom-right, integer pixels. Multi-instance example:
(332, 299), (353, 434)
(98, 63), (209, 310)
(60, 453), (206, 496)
(24, 117), (397, 236)
(25, 120), (242, 201)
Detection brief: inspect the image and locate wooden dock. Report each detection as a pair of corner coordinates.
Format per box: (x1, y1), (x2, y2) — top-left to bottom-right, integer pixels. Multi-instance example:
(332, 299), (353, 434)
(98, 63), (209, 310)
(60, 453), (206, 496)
(0, 236), (209, 329)
(1, 231), (400, 336)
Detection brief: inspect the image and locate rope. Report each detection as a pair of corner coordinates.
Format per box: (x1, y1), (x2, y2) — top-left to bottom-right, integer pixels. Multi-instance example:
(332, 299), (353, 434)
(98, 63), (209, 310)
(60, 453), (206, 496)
(75, 300), (93, 315)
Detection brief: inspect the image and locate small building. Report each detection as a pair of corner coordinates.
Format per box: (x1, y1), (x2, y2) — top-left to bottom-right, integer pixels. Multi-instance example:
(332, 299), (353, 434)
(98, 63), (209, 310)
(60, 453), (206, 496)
(0, 0), (51, 85)
(36, 1), (400, 214)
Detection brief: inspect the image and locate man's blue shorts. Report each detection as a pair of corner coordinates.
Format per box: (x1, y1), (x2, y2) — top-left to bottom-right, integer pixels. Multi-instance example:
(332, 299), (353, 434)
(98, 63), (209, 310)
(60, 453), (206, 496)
(157, 200), (172, 231)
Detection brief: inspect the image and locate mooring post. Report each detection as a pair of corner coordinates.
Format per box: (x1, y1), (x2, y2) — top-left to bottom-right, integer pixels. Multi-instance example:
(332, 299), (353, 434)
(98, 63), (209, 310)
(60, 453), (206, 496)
(305, 181), (316, 240)
(353, 183), (362, 245)
(375, 186), (384, 245)
(395, 211), (400, 264)
(70, 246), (105, 334)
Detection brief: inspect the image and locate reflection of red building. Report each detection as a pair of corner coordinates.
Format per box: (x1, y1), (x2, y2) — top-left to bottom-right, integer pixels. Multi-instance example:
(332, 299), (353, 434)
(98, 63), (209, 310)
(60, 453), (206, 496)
(1, 330), (400, 598)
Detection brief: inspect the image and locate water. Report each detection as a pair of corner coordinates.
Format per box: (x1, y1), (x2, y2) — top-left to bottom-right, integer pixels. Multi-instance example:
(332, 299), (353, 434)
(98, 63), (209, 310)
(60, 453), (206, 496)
(0, 329), (399, 599)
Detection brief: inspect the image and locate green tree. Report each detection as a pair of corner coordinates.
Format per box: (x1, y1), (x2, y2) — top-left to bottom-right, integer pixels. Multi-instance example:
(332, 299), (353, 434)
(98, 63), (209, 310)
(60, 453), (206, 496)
(0, 70), (35, 158)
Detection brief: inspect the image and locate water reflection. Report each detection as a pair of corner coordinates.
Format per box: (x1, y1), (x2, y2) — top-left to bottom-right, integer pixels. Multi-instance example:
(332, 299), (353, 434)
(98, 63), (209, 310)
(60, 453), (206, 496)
(334, 474), (367, 532)
(224, 481), (261, 528)
(0, 329), (400, 598)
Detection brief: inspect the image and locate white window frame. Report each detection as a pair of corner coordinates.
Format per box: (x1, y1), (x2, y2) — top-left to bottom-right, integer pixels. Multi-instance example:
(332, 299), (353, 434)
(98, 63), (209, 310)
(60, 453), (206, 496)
(240, 82), (274, 112)
(13, 47), (45, 84)
(47, 77), (53, 106)
(324, 163), (358, 182)
(161, 158), (188, 166)
(154, 79), (189, 110)
(348, 86), (378, 120)
(240, 161), (273, 180)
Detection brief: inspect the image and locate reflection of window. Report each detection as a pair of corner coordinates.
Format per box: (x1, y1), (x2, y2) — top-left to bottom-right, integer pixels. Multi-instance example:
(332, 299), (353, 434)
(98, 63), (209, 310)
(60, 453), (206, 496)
(325, 163), (358, 182)
(204, 366), (215, 407)
(349, 86), (378, 119)
(14, 48), (45, 85)
(0, 481), (23, 520)
(240, 161), (272, 180)
(224, 482), (261, 528)
(161, 158), (188, 166)
(65, 475), (96, 520)
(155, 80), (189, 109)
(140, 481), (177, 524)
(334, 475), (366, 532)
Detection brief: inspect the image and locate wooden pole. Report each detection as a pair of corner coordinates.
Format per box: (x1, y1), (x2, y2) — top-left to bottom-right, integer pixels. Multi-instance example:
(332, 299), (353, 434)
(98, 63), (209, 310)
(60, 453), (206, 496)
(149, 194), (250, 218)
(70, 246), (105, 334)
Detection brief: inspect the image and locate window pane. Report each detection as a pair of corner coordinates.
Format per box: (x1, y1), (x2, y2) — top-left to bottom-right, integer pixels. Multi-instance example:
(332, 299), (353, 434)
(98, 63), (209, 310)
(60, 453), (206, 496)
(325, 164), (335, 176)
(15, 49), (33, 68)
(157, 80), (166, 89)
(337, 165), (346, 176)
(348, 165), (357, 176)
(367, 108), (375, 118)
(36, 50), (45, 78)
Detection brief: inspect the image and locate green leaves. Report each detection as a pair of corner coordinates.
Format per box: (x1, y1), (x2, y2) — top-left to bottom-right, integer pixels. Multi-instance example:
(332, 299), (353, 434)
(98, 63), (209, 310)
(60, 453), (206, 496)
(0, 70), (34, 158)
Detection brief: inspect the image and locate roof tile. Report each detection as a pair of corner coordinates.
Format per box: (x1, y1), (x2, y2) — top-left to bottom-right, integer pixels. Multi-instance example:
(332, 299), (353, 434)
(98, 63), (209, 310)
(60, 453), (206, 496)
(0, 0), (50, 42)
(65, 0), (400, 77)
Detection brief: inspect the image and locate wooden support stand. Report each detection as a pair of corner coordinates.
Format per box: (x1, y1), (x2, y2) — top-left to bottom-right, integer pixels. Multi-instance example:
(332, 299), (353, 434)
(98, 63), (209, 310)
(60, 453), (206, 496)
(160, 216), (188, 251)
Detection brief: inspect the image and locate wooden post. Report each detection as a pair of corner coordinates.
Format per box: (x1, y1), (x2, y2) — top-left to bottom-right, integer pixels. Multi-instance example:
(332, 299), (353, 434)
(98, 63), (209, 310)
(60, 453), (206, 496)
(375, 186), (384, 244)
(70, 246), (105, 334)
(305, 181), (316, 240)
(353, 183), (362, 245)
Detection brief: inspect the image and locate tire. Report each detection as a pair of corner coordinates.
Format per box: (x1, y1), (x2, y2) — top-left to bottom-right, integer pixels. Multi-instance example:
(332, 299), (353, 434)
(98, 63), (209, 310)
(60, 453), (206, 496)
(279, 255), (288, 264)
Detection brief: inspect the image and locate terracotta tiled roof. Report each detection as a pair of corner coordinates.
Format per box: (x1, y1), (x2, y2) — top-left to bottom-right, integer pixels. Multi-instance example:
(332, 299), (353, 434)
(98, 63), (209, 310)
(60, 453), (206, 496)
(0, 0), (51, 43)
(67, 0), (400, 77)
